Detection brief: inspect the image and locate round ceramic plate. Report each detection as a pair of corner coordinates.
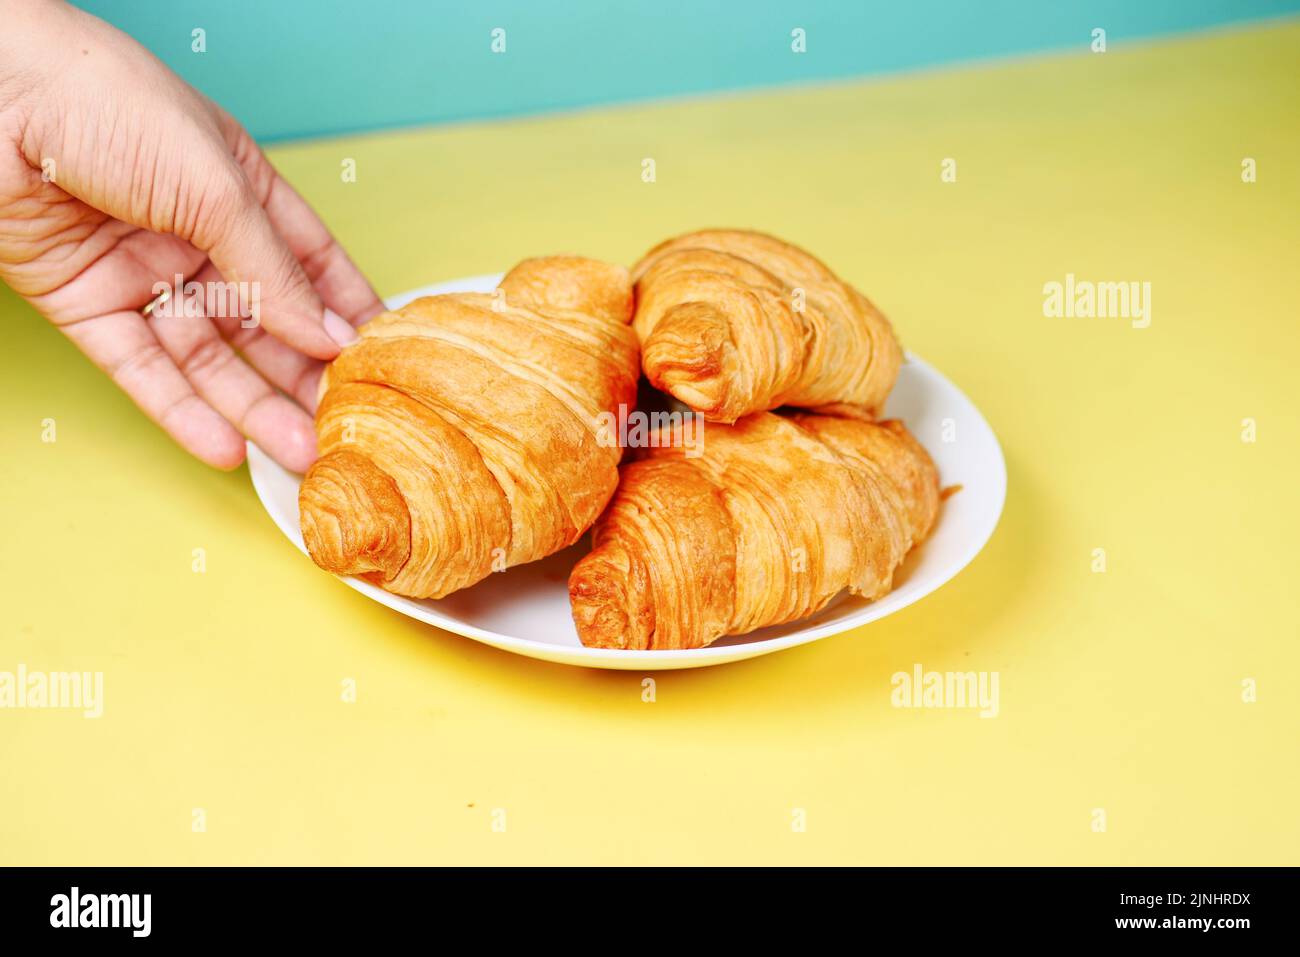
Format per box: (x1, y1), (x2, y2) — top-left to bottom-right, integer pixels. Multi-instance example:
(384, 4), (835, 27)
(248, 274), (1006, 670)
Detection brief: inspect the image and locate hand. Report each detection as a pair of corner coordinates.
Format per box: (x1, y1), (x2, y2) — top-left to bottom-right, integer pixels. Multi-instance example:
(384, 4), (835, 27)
(0, 0), (384, 471)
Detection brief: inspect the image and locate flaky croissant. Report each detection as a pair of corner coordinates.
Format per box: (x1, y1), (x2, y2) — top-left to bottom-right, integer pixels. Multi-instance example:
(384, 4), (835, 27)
(299, 256), (640, 599)
(631, 229), (902, 423)
(569, 412), (939, 650)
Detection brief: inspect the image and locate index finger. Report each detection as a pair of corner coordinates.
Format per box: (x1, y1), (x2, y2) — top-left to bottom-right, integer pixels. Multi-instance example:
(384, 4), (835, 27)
(218, 110), (384, 328)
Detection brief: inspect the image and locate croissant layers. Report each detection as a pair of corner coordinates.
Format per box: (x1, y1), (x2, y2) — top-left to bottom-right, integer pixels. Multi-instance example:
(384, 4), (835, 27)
(631, 229), (903, 422)
(568, 412), (939, 650)
(299, 256), (640, 599)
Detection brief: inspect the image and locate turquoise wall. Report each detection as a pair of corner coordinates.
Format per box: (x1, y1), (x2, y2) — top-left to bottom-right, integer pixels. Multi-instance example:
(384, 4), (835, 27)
(73, 0), (1300, 142)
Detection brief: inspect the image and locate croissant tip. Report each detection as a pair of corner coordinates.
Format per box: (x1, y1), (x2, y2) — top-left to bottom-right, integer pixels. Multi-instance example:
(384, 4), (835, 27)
(569, 546), (654, 651)
(299, 450), (411, 582)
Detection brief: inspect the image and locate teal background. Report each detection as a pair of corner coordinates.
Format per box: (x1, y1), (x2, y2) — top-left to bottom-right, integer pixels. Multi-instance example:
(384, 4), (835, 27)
(72, 0), (1300, 142)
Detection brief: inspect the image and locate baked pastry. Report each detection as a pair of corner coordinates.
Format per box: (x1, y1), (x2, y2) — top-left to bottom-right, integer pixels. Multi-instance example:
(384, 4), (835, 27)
(299, 256), (640, 599)
(631, 229), (901, 422)
(569, 412), (939, 650)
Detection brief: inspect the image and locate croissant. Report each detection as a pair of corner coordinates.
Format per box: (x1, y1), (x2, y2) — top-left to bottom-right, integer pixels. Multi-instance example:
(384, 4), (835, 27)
(568, 412), (939, 650)
(299, 256), (640, 599)
(631, 229), (902, 422)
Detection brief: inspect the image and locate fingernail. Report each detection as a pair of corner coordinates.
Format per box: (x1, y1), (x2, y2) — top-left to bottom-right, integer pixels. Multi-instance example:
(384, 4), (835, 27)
(323, 308), (359, 347)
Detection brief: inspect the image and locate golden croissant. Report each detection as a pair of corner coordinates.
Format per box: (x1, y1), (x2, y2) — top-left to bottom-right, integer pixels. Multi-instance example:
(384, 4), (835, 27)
(568, 412), (939, 650)
(631, 229), (902, 422)
(299, 256), (640, 599)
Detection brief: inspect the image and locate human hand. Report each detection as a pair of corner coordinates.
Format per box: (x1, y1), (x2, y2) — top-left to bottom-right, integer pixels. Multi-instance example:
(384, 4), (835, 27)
(0, 0), (384, 471)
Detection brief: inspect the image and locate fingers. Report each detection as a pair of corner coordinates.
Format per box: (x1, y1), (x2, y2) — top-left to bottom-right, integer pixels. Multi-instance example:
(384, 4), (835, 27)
(63, 297), (320, 473)
(262, 175), (385, 327)
(27, 227), (321, 467)
(216, 108), (385, 329)
(60, 311), (246, 470)
(197, 169), (353, 362)
(194, 139), (382, 413)
(209, 163), (384, 412)
(190, 260), (328, 411)
(148, 300), (319, 473)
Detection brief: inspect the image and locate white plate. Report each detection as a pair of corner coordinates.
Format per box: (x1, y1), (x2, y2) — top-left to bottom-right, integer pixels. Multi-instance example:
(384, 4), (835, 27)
(248, 275), (1006, 670)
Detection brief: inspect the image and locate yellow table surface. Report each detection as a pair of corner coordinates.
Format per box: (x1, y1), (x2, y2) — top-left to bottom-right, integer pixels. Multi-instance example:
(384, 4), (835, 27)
(2, 22), (1297, 866)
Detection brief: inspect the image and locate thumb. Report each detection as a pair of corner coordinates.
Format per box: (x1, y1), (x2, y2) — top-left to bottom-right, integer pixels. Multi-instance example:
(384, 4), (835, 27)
(198, 163), (356, 360)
